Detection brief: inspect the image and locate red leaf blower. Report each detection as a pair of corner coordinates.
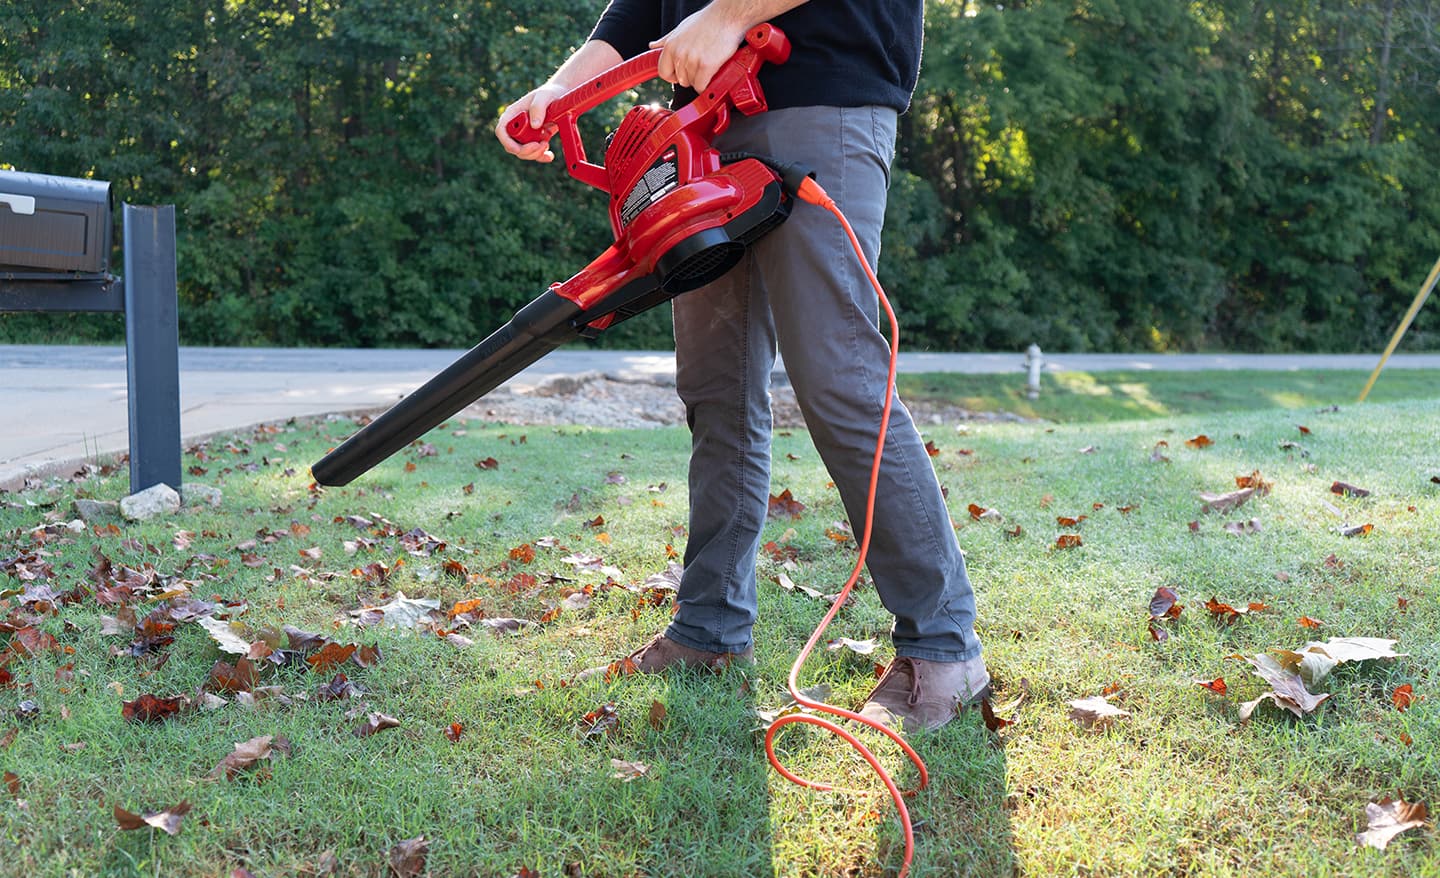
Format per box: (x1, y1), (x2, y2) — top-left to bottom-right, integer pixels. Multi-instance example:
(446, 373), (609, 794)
(312, 24), (800, 487)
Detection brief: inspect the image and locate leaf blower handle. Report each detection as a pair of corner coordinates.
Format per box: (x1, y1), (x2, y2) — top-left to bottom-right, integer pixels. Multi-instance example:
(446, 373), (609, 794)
(505, 23), (790, 191)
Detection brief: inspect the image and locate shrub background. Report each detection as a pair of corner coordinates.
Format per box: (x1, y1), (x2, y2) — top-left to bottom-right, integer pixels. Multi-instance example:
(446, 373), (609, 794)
(3, 0), (1438, 352)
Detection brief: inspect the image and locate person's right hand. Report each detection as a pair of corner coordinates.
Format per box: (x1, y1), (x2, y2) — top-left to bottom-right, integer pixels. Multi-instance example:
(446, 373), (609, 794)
(495, 82), (567, 162)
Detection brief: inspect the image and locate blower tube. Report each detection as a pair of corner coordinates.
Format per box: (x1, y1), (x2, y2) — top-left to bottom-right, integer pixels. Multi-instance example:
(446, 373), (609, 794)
(311, 289), (583, 487)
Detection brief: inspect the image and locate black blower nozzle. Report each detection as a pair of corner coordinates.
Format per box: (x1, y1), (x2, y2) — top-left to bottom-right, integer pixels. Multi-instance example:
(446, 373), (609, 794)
(311, 290), (583, 487)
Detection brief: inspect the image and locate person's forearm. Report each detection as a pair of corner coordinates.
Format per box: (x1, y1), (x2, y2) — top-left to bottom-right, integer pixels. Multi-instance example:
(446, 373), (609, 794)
(700, 0), (810, 31)
(547, 39), (625, 91)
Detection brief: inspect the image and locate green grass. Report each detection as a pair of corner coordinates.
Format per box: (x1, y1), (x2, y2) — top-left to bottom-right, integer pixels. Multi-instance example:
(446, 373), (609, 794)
(898, 368), (1440, 423)
(2, 396), (1438, 877)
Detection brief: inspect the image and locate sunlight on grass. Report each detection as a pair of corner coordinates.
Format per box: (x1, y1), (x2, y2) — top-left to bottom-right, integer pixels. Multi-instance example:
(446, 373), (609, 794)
(2, 400), (1438, 876)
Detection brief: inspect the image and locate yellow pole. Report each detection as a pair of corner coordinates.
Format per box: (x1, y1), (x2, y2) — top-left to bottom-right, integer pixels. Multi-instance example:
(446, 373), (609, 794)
(1358, 253), (1440, 402)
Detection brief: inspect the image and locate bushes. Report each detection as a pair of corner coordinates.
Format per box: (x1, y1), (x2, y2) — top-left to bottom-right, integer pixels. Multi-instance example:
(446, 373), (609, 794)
(2, 0), (1437, 351)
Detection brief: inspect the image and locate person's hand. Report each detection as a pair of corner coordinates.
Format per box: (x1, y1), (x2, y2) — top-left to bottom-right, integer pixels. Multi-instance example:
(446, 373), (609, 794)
(494, 82), (567, 162)
(650, 5), (750, 91)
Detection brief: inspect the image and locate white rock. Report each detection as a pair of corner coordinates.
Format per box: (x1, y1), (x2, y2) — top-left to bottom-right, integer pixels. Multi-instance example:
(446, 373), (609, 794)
(119, 483), (181, 521)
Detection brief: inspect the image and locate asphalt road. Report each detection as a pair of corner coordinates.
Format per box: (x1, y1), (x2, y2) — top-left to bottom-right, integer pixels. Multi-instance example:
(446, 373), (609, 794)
(3, 343), (1437, 491)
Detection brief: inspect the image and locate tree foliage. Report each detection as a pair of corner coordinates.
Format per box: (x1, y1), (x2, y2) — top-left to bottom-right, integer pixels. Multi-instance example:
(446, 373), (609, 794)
(2, 0), (1437, 351)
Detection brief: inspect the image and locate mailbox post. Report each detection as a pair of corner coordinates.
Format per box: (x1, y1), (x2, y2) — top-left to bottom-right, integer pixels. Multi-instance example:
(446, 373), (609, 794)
(0, 170), (182, 494)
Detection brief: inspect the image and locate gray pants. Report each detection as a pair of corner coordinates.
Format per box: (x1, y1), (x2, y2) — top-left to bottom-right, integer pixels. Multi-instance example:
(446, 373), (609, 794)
(664, 105), (982, 663)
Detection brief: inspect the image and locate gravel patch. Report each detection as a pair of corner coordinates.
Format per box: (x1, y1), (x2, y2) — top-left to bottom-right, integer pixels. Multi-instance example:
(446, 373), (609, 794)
(461, 371), (1035, 428)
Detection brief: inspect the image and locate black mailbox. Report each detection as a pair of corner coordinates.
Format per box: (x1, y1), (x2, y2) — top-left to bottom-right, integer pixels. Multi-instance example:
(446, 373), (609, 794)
(0, 170), (112, 276)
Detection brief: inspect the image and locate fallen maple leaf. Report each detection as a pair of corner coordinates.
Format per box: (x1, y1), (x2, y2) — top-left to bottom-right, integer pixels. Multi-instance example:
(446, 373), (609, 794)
(114, 800), (191, 835)
(1239, 654), (1330, 720)
(1234, 470), (1273, 494)
(1331, 481), (1372, 498)
(767, 489), (805, 520)
(198, 617), (254, 656)
(3, 771), (18, 797)
(388, 836), (430, 878)
(206, 658), (258, 694)
(611, 759), (650, 782)
(980, 698), (1013, 732)
(355, 592), (442, 630)
(316, 673), (365, 701)
(826, 637), (879, 656)
(1200, 487), (1255, 514)
(1392, 684), (1414, 712)
(579, 702), (619, 739)
(207, 734), (290, 781)
(1056, 515), (1086, 528)
(1068, 695), (1129, 730)
(122, 694), (189, 723)
(1054, 534), (1083, 550)
(924, 440), (941, 457)
(648, 700), (667, 731)
(353, 713), (401, 738)
(1185, 434), (1213, 449)
(307, 642), (358, 674)
(1356, 798), (1429, 850)
(1297, 616), (1324, 630)
(1340, 523), (1374, 537)
(1149, 587), (1182, 620)
(1195, 677), (1227, 695)
(1280, 637), (1407, 675)
(476, 457), (499, 470)
(444, 722), (464, 742)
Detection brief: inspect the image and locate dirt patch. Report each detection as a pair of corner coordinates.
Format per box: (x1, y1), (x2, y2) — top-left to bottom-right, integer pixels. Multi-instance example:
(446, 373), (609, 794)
(461, 371), (1034, 429)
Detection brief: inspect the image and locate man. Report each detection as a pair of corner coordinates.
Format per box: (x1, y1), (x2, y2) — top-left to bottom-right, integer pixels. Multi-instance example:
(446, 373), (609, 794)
(495, 0), (987, 732)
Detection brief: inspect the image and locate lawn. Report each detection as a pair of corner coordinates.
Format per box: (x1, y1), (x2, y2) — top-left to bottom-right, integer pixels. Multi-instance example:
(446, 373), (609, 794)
(1, 392), (1437, 877)
(897, 367), (1440, 423)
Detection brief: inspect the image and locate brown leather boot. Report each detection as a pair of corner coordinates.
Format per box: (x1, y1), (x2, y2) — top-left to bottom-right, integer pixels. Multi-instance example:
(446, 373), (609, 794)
(857, 655), (991, 733)
(576, 634), (754, 682)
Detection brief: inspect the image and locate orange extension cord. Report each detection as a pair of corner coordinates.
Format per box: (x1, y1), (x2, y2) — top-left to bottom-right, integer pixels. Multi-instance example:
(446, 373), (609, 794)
(764, 176), (928, 878)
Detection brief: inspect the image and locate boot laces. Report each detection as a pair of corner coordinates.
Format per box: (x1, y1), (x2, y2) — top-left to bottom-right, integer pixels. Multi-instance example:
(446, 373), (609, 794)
(890, 656), (923, 707)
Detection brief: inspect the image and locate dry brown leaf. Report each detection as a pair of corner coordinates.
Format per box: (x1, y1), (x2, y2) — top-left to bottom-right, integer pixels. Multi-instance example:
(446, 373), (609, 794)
(1149, 586), (1182, 620)
(114, 800), (192, 835)
(1067, 695), (1129, 730)
(122, 694), (190, 723)
(1356, 798), (1429, 850)
(353, 713), (401, 738)
(1331, 481), (1372, 498)
(825, 637), (879, 656)
(610, 759), (650, 782)
(767, 489), (805, 520)
(207, 734), (288, 781)
(1222, 519), (1262, 536)
(648, 700), (667, 731)
(388, 836), (430, 878)
(1200, 487), (1255, 514)
(1240, 654), (1330, 719)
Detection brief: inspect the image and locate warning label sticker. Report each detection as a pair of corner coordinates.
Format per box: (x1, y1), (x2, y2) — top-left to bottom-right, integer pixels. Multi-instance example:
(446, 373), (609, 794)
(620, 153), (679, 228)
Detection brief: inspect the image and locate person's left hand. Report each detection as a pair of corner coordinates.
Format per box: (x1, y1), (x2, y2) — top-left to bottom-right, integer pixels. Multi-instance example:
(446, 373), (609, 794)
(650, 5), (749, 91)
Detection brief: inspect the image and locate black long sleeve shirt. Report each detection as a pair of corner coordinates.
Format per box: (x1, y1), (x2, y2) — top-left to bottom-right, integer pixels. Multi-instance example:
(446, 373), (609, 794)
(589, 1), (924, 112)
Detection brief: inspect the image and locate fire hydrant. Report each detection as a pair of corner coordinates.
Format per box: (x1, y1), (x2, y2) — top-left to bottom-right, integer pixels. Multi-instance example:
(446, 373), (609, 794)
(1024, 343), (1043, 400)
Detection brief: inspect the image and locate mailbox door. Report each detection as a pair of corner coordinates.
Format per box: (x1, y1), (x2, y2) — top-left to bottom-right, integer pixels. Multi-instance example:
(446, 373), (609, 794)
(0, 170), (112, 274)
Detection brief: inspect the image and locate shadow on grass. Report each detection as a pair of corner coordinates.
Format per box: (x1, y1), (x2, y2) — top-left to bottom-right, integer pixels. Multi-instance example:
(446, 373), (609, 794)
(903, 712), (1015, 877)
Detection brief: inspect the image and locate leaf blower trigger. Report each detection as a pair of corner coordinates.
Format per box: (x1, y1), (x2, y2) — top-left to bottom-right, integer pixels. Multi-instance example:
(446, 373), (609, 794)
(311, 24), (797, 487)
